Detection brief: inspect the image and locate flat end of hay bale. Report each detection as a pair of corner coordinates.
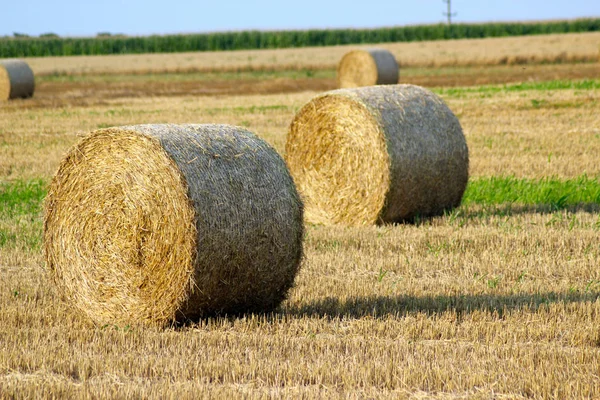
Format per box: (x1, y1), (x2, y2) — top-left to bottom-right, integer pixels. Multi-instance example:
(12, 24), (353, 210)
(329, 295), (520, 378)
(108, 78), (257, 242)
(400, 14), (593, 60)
(286, 93), (390, 226)
(0, 65), (10, 101)
(45, 124), (304, 326)
(44, 128), (197, 326)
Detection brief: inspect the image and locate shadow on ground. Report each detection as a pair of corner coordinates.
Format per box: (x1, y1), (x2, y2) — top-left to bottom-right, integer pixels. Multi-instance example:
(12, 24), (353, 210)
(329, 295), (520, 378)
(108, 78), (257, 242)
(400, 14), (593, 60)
(284, 291), (600, 320)
(384, 203), (600, 227)
(459, 203), (600, 217)
(175, 291), (600, 328)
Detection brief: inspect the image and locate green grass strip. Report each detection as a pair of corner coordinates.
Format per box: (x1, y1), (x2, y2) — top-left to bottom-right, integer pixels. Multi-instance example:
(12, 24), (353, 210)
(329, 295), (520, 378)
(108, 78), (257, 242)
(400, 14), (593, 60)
(435, 79), (600, 96)
(463, 175), (600, 208)
(0, 179), (47, 219)
(0, 179), (46, 250)
(1, 175), (599, 223)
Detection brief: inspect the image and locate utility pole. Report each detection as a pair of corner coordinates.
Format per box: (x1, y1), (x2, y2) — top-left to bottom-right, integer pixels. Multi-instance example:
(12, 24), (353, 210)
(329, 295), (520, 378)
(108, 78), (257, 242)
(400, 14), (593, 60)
(443, 0), (457, 25)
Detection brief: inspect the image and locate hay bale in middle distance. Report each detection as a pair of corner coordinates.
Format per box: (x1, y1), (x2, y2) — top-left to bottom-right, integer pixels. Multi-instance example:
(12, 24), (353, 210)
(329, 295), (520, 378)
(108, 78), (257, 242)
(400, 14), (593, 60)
(0, 59), (35, 100)
(337, 49), (399, 88)
(285, 84), (469, 226)
(44, 124), (304, 326)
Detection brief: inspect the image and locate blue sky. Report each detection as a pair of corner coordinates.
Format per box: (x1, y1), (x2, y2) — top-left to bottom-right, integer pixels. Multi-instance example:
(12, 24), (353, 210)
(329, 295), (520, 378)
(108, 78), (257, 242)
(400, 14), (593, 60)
(2, 0), (600, 37)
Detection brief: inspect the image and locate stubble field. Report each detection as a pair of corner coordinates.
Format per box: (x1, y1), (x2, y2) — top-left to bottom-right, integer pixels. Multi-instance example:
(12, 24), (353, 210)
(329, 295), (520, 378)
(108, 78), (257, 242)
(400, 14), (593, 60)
(1, 32), (600, 398)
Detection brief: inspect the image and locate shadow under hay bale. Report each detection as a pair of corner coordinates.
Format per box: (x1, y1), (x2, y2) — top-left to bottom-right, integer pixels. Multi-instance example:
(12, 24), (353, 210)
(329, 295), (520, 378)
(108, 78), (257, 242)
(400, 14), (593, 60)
(337, 49), (399, 88)
(285, 84), (469, 226)
(0, 59), (35, 100)
(44, 124), (304, 326)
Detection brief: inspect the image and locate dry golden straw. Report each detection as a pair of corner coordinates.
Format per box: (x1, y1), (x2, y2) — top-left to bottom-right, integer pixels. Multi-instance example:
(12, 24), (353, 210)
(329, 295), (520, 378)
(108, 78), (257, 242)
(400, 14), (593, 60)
(337, 49), (399, 88)
(285, 84), (469, 226)
(0, 59), (35, 100)
(44, 124), (304, 326)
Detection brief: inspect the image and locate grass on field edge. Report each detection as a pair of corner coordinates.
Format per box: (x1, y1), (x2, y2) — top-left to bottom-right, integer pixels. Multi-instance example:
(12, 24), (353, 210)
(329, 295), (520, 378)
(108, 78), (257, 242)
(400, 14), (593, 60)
(434, 78), (600, 96)
(1, 175), (599, 250)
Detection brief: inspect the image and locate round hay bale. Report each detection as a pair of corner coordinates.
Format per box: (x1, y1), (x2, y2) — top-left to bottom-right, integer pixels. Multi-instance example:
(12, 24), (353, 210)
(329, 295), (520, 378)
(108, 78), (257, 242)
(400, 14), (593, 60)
(0, 59), (35, 100)
(285, 84), (469, 226)
(337, 49), (399, 88)
(44, 124), (304, 326)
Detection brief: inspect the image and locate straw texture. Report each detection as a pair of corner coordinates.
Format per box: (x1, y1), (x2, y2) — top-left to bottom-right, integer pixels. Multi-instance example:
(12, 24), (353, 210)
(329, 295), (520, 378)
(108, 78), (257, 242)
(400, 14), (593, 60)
(0, 59), (34, 100)
(44, 124), (304, 326)
(337, 49), (399, 88)
(286, 84), (469, 226)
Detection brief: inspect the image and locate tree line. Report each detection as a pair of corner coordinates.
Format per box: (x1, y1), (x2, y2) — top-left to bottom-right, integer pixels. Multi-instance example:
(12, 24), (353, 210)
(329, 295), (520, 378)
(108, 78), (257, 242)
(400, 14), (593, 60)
(1, 19), (599, 58)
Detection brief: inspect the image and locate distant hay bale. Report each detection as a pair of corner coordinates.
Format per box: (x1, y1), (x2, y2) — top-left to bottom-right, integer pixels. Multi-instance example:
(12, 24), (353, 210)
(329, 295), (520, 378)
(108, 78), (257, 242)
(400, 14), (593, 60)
(285, 84), (469, 226)
(337, 49), (399, 88)
(44, 124), (304, 326)
(0, 59), (35, 100)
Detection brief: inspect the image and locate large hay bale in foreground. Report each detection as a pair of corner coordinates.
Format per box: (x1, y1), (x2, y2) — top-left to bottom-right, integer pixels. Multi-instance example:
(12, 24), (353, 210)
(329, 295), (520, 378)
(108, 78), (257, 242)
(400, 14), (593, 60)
(285, 84), (469, 226)
(0, 59), (35, 100)
(337, 49), (399, 88)
(44, 124), (304, 326)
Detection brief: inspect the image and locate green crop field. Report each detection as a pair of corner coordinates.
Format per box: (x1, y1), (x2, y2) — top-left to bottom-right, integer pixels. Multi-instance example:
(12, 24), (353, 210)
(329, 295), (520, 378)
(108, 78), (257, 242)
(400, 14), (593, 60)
(1, 18), (599, 57)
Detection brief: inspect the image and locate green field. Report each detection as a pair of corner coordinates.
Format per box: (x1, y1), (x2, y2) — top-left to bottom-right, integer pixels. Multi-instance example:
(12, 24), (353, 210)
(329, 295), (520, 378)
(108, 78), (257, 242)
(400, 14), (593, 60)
(2, 18), (599, 57)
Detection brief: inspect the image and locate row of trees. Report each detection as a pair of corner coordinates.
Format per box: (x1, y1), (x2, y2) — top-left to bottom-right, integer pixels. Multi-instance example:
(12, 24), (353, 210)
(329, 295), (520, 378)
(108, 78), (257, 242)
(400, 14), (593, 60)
(5, 32), (126, 38)
(1, 19), (599, 58)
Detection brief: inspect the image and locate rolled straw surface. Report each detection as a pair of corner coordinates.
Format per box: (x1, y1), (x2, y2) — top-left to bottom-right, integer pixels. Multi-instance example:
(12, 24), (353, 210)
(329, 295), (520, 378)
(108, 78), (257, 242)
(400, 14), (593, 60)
(44, 124), (304, 326)
(285, 84), (469, 226)
(337, 49), (399, 88)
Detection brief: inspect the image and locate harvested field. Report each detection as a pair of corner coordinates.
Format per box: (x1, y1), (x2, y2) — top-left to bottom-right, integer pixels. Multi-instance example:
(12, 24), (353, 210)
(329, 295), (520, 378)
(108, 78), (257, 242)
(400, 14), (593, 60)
(25, 32), (600, 76)
(0, 62), (596, 110)
(1, 34), (600, 398)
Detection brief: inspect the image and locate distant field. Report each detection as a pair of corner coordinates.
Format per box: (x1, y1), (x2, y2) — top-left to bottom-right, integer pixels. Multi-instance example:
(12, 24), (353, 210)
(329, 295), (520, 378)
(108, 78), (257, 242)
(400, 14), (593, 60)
(1, 36), (600, 398)
(2, 76), (599, 181)
(14, 63), (595, 109)
(11, 32), (600, 113)
(24, 31), (600, 76)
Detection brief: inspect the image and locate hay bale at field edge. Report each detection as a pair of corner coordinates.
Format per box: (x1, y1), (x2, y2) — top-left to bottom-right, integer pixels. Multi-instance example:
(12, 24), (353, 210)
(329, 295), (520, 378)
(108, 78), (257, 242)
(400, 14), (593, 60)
(44, 124), (304, 326)
(0, 59), (35, 100)
(285, 84), (469, 226)
(337, 49), (399, 88)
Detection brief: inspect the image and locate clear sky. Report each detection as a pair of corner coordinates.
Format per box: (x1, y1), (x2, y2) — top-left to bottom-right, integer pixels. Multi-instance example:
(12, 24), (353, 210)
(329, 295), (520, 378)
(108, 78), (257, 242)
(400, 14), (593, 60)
(3, 0), (600, 37)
